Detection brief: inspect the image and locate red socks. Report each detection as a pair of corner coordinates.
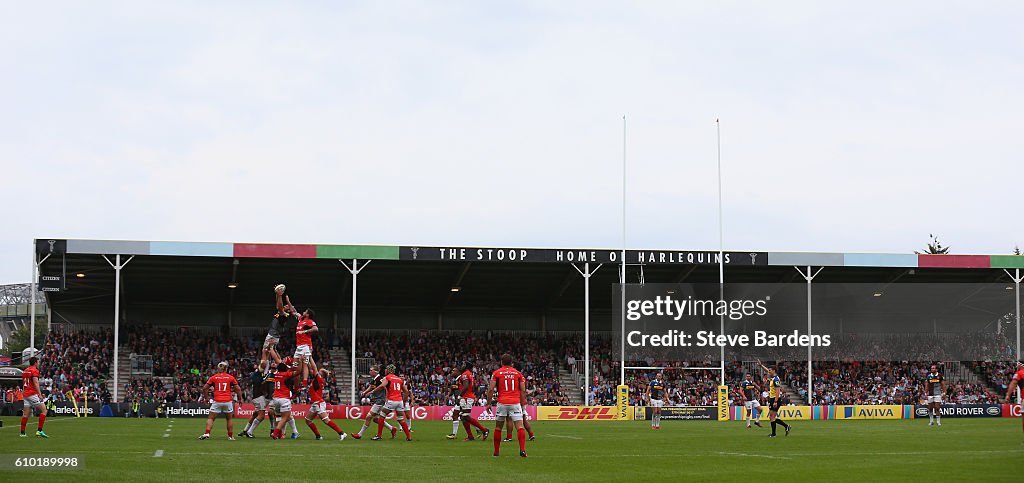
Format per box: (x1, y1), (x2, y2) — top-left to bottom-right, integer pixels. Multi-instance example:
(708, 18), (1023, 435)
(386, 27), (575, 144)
(38, 414), (46, 430)
(326, 420), (343, 434)
(493, 429), (501, 455)
(462, 420), (473, 438)
(506, 427), (512, 439)
(517, 428), (526, 452)
(376, 417), (385, 437)
(471, 418), (487, 432)
(399, 421), (411, 439)
(306, 421), (321, 438)
(228, 430), (233, 438)
(21, 416), (28, 433)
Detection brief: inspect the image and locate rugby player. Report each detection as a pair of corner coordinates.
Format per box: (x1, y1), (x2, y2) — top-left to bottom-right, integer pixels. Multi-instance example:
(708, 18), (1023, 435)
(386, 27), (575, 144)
(20, 357), (49, 438)
(293, 306), (319, 387)
(454, 362), (489, 441)
(368, 364), (412, 441)
(269, 362), (300, 440)
(305, 369), (347, 440)
(199, 361), (244, 440)
(1002, 360), (1024, 432)
(241, 364), (276, 438)
(447, 374), (463, 439)
(739, 373), (763, 428)
(261, 285), (292, 372)
(645, 371), (667, 429)
(486, 354), (528, 458)
(924, 364), (944, 426)
(352, 365), (398, 439)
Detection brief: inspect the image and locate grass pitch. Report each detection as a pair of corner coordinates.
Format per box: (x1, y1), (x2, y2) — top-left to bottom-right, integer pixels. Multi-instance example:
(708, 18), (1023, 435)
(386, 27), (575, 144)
(1, 416), (1022, 482)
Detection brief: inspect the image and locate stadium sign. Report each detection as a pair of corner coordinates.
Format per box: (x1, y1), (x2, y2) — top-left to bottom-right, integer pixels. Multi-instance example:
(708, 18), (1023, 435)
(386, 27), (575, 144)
(401, 246), (767, 265)
(539, 406), (617, 420)
(645, 406), (717, 421)
(914, 404), (1002, 418)
(833, 405), (909, 420)
(1001, 403), (1022, 418)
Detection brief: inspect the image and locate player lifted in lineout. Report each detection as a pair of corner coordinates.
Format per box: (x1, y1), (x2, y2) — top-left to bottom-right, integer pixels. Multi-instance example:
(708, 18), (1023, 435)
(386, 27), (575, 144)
(486, 354), (528, 458)
(199, 361), (244, 440)
(260, 285), (292, 373)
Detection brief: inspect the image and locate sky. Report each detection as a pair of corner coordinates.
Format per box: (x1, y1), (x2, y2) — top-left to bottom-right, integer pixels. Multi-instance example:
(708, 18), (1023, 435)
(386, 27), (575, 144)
(3, 1), (1023, 284)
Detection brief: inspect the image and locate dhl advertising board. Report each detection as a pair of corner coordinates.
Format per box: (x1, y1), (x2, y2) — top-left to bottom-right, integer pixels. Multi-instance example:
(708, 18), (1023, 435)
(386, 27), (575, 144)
(538, 406), (618, 420)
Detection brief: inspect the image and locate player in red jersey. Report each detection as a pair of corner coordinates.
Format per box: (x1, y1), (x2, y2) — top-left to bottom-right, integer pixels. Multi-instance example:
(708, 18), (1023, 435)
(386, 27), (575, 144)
(1003, 360), (1024, 433)
(366, 364), (412, 441)
(20, 357), (48, 438)
(304, 368), (348, 440)
(352, 365), (397, 440)
(199, 361), (244, 440)
(269, 363), (300, 439)
(454, 362), (489, 441)
(485, 354), (528, 458)
(293, 306), (319, 387)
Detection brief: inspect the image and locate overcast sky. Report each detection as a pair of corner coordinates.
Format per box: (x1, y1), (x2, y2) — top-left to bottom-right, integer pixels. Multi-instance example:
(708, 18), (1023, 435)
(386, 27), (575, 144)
(3, 1), (1023, 284)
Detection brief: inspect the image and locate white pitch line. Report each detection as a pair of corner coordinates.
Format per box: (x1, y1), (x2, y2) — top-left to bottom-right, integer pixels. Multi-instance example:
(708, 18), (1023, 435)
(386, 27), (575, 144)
(163, 434), (170, 438)
(718, 452), (792, 460)
(547, 434), (583, 440)
(153, 450), (164, 458)
(165, 428), (172, 432)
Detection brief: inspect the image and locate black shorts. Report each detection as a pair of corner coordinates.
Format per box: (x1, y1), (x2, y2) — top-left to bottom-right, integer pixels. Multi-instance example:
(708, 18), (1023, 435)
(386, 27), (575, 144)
(768, 398), (781, 411)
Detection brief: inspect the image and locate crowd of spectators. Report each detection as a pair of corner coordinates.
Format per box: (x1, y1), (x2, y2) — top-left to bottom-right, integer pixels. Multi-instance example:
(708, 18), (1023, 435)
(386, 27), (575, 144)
(350, 330), (572, 406)
(36, 328), (113, 404)
(13, 327), (1017, 408)
(122, 325), (337, 404)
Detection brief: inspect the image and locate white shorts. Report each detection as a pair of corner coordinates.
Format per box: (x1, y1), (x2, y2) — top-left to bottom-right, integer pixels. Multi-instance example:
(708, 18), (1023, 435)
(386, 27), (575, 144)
(744, 400), (761, 410)
(382, 400), (405, 418)
(651, 399), (664, 408)
(23, 395), (43, 407)
(293, 344), (312, 361)
(370, 403), (384, 415)
(308, 401), (328, 417)
(210, 401), (234, 414)
(403, 402), (412, 412)
(253, 396), (267, 411)
(495, 403), (523, 421)
(459, 398), (475, 411)
(927, 395), (942, 404)
(270, 397), (292, 413)
(263, 334), (280, 349)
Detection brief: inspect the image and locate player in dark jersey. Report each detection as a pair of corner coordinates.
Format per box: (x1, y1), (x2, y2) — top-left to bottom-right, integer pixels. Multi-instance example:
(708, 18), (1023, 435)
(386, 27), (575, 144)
(923, 364), (945, 426)
(645, 371), (667, 430)
(447, 374), (463, 439)
(261, 285), (293, 372)
(241, 364), (277, 438)
(758, 361), (790, 438)
(739, 373), (762, 428)
(351, 365), (396, 439)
